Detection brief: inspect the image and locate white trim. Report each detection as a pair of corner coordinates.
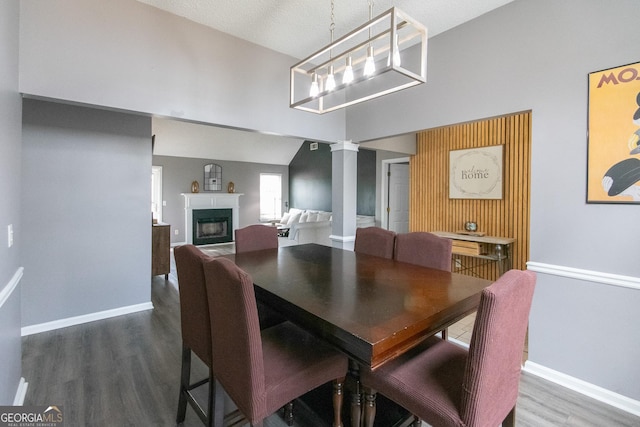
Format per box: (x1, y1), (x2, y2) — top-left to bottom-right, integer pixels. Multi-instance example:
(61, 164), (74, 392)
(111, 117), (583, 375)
(524, 361), (640, 417)
(21, 302), (153, 336)
(329, 234), (356, 243)
(330, 140), (359, 152)
(13, 378), (28, 406)
(0, 267), (23, 309)
(527, 261), (640, 290)
(448, 337), (470, 349)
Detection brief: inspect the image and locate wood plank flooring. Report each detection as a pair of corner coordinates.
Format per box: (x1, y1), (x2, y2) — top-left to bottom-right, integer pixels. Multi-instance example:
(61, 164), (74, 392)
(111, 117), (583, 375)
(21, 248), (640, 426)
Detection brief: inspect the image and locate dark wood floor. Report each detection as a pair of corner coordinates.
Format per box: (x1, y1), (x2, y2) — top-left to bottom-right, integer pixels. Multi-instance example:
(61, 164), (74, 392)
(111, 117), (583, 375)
(21, 249), (640, 426)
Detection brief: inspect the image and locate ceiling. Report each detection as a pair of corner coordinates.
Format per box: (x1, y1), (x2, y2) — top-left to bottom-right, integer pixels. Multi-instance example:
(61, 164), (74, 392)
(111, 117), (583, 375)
(137, 0), (515, 60)
(143, 0), (516, 165)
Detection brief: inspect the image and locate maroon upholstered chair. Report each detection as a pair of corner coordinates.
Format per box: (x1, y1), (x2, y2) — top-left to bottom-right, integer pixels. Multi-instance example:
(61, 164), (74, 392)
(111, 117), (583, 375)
(394, 231), (453, 339)
(354, 227), (396, 259)
(235, 224), (285, 332)
(203, 257), (349, 427)
(360, 269), (536, 427)
(234, 224), (278, 254)
(174, 244), (215, 426)
(394, 231), (453, 272)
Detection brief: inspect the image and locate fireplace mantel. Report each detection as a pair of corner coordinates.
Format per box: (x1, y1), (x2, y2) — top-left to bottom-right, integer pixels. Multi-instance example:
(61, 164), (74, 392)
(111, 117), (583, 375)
(181, 193), (243, 244)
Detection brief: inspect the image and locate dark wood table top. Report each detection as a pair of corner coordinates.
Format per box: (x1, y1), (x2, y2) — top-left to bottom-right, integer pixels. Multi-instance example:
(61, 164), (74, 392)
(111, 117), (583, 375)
(223, 243), (491, 370)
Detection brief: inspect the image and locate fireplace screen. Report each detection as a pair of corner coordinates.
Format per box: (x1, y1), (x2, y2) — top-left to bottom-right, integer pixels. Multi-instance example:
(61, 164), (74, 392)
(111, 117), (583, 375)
(192, 208), (233, 245)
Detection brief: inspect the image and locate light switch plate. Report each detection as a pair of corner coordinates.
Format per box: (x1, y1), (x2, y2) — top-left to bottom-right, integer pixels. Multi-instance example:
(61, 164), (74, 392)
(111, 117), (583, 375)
(8, 224), (13, 248)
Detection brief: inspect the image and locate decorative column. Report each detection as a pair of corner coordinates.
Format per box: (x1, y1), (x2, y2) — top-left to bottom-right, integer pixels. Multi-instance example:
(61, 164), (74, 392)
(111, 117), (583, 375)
(330, 140), (359, 250)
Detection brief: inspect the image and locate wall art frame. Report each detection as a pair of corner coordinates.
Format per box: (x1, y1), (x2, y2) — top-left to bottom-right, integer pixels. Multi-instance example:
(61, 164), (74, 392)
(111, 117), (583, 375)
(449, 145), (503, 199)
(587, 61), (640, 204)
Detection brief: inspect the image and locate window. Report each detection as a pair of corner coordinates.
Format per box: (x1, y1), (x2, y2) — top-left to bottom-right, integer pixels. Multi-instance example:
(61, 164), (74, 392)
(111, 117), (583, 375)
(260, 173), (282, 221)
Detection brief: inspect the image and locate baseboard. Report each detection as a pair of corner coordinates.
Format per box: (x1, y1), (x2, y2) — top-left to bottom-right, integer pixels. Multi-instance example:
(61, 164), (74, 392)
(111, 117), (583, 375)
(21, 301), (154, 336)
(523, 361), (640, 417)
(13, 377), (28, 406)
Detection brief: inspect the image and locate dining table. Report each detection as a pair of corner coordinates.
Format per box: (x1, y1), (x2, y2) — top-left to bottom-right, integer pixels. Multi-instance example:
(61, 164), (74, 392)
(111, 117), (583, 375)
(221, 243), (492, 427)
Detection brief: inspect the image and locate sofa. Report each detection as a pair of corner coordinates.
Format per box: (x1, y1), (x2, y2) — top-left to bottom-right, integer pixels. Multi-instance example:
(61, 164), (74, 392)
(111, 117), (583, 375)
(277, 208), (375, 246)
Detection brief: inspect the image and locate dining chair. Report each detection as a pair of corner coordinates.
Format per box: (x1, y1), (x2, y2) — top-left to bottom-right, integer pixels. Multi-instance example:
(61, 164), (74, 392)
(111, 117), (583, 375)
(234, 224), (285, 331)
(234, 224), (278, 254)
(203, 257), (349, 427)
(360, 269), (536, 427)
(354, 226), (396, 259)
(174, 244), (215, 426)
(394, 231), (453, 339)
(394, 231), (453, 271)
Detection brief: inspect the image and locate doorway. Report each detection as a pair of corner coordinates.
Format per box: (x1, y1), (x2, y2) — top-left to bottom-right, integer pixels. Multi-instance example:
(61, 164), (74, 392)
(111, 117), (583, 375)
(381, 158), (410, 233)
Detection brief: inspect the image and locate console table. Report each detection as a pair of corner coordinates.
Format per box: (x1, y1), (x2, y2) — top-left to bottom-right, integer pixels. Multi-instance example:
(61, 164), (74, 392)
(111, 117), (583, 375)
(432, 231), (515, 276)
(152, 222), (170, 279)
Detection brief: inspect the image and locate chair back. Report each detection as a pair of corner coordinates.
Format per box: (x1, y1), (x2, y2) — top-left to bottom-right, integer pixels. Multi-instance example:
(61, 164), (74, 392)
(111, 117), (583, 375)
(354, 227), (396, 259)
(394, 232), (452, 271)
(174, 244), (213, 366)
(235, 224), (278, 254)
(460, 269), (536, 427)
(203, 257), (266, 423)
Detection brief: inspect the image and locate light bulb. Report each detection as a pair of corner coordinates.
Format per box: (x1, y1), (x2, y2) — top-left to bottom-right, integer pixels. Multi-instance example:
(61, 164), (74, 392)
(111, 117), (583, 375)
(388, 34), (401, 67)
(342, 56), (354, 84)
(363, 46), (376, 77)
(326, 65), (336, 91)
(309, 73), (319, 97)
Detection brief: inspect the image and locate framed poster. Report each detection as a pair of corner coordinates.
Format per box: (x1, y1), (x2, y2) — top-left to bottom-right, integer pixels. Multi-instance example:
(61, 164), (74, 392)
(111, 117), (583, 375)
(449, 145), (503, 199)
(587, 61), (640, 203)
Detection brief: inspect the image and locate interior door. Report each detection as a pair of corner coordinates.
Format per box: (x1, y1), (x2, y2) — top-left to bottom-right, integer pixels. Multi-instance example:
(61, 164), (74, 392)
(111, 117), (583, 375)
(387, 163), (409, 233)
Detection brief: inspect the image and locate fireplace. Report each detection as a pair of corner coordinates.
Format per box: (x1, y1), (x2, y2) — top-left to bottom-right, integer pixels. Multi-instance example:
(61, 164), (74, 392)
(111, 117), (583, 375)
(192, 209), (233, 245)
(182, 192), (243, 245)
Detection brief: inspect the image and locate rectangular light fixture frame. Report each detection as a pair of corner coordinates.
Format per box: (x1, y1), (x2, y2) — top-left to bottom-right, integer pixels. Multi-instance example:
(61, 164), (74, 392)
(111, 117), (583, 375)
(290, 7), (427, 114)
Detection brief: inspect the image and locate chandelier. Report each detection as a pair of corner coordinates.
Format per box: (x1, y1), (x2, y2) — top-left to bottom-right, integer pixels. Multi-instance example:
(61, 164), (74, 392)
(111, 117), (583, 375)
(290, 1), (427, 114)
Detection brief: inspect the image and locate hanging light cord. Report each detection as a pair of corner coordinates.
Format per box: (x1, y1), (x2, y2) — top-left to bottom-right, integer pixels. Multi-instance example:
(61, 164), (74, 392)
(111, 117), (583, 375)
(330, 0), (335, 55)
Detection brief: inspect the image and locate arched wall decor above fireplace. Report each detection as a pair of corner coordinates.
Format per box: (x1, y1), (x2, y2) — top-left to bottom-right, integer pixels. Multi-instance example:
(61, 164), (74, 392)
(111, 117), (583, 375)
(204, 163), (222, 191)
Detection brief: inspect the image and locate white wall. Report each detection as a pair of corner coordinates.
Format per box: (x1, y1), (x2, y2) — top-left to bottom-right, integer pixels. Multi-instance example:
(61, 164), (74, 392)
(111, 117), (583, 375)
(346, 0), (640, 402)
(19, 0), (345, 144)
(0, 0), (23, 405)
(21, 99), (152, 328)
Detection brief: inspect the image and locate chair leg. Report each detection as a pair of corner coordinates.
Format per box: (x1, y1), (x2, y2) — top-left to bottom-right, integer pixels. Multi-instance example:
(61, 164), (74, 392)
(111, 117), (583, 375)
(211, 378), (225, 427)
(176, 345), (191, 424)
(283, 401), (294, 426)
(411, 415), (421, 427)
(441, 328), (448, 340)
(362, 388), (376, 427)
(206, 367), (215, 427)
(333, 377), (345, 427)
(502, 406), (516, 427)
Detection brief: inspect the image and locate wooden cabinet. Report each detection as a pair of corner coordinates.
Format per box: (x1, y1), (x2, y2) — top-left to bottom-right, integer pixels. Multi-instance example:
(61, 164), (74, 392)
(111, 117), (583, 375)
(152, 223), (170, 279)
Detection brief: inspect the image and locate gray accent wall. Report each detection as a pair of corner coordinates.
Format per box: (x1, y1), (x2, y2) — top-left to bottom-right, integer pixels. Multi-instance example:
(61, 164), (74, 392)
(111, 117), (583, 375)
(21, 99), (152, 327)
(152, 155), (289, 244)
(0, 0), (22, 405)
(346, 0), (640, 400)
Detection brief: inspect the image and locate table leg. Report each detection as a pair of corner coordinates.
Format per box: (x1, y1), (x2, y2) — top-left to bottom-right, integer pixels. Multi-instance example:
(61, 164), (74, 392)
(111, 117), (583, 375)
(333, 378), (344, 427)
(363, 388), (376, 427)
(349, 361), (362, 427)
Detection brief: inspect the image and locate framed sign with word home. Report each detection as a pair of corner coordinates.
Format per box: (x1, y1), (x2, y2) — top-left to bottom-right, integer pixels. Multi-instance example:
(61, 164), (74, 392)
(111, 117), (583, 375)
(449, 145), (503, 199)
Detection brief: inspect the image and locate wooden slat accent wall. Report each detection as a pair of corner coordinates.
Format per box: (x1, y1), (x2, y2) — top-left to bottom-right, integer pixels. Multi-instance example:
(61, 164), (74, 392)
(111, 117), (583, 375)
(410, 111), (531, 281)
